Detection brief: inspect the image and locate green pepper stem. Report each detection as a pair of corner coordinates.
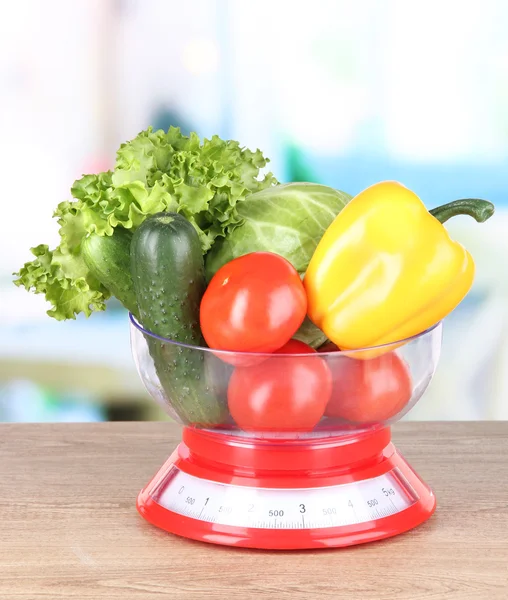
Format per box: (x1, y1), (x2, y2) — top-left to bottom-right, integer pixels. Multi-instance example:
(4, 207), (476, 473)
(430, 199), (495, 224)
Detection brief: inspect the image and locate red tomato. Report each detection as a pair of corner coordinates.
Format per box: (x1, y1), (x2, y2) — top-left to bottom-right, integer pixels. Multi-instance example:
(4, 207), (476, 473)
(274, 339), (316, 354)
(318, 341), (340, 353)
(325, 353), (412, 424)
(200, 253), (307, 358)
(228, 340), (331, 432)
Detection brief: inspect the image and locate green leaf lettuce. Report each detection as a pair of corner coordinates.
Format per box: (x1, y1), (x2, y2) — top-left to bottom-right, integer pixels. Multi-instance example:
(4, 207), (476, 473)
(13, 127), (277, 320)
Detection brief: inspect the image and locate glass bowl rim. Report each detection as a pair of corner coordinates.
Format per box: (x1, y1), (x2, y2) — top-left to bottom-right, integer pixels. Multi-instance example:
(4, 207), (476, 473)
(129, 313), (442, 358)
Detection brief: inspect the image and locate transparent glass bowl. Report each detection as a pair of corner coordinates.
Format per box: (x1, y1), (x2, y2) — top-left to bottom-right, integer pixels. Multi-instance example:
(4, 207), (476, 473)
(130, 314), (442, 439)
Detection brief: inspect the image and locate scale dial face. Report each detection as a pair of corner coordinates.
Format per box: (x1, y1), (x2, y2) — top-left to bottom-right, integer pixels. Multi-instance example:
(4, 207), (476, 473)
(151, 466), (418, 530)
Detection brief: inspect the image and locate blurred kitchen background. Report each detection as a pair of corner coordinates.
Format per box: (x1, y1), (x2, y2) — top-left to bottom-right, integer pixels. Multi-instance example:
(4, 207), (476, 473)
(1, 0), (507, 422)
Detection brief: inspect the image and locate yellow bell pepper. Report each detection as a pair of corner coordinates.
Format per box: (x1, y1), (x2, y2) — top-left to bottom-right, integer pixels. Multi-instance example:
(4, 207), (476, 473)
(304, 181), (494, 352)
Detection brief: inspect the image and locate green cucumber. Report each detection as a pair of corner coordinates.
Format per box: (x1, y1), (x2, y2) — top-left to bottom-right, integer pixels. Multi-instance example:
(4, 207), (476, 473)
(82, 229), (138, 316)
(130, 212), (228, 426)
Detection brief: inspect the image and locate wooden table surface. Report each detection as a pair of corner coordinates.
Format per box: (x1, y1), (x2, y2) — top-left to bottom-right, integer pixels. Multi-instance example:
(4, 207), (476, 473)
(0, 422), (507, 600)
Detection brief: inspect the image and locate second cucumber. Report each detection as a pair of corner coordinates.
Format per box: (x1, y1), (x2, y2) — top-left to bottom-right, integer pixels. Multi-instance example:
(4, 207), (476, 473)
(131, 212), (228, 426)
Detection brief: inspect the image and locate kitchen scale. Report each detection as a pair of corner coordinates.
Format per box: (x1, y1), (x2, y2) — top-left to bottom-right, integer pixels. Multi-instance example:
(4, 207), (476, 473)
(132, 316), (441, 550)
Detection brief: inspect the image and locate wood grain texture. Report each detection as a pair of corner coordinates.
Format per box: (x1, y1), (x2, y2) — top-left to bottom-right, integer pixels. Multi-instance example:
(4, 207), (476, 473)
(0, 422), (506, 600)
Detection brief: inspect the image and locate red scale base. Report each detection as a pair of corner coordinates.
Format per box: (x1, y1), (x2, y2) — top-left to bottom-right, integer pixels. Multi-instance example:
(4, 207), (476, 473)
(137, 427), (436, 550)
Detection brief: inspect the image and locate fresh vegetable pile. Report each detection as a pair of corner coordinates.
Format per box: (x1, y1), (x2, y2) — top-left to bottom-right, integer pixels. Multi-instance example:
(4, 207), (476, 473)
(14, 127), (495, 432)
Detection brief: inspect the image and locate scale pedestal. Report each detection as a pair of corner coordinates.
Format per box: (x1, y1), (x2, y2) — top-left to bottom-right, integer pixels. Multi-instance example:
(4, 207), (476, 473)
(137, 427), (435, 549)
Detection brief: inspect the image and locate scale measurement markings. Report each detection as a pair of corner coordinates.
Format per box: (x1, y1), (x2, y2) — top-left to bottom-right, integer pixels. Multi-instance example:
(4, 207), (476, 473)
(155, 467), (417, 530)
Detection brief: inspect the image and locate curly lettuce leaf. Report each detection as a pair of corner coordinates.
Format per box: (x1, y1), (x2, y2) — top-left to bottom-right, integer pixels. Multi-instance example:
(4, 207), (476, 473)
(13, 127), (277, 319)
(14, 245), (108, 320)
(112, 128), (276, 251)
